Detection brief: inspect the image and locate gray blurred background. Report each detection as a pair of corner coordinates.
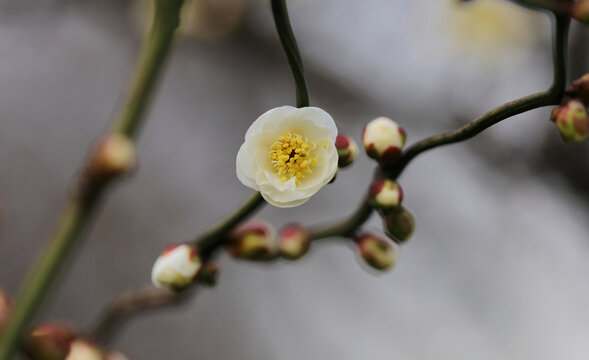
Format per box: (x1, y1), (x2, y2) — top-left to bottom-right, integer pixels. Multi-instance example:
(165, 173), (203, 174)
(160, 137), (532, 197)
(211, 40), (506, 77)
(1, 0), (589, 359)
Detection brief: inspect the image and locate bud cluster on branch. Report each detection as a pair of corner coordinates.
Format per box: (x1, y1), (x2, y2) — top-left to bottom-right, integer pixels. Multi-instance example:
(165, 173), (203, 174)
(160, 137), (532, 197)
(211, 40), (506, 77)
(0, 0), (585, 359)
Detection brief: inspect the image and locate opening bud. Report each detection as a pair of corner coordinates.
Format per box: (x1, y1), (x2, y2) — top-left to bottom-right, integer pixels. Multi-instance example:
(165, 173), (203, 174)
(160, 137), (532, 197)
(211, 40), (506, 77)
(23, 322), (76, 360)
(227, 220), (276, 261)
(369, 179), (403, 210)
(0, 290), (13, 335)
(551, 99), (589, 144)
(151, 243), (201, 292)
(356, 233), (397, 271)
(572, 0), (589, 24)
(277, 223), (310, 260)
(383, 206), (415, 244)
(197, 263), (220, 287)
(65, 339), (104, 360)
(362, 116), (406, 166)
(335, 134), (359, 168)
(567, 73), (589, 104)
(87, 133), (136, 180)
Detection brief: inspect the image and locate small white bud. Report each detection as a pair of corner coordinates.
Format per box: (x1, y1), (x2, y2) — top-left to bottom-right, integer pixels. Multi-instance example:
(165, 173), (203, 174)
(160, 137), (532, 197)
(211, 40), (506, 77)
(151, 244), (201, 292)
(362, 117), (406, 166)
(369, 179), (403, 210)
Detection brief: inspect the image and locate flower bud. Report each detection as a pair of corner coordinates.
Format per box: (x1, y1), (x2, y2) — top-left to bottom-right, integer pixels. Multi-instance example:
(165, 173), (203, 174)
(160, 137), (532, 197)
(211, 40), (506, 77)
(197, 262), (219, 287)
(568, 73), (589, 104)
(151, 243), (201, 292)
(87, 133), (136, 180)
(0, 290), (13, 334)
(24, 322), (76, 360)
(362, 116), (406, 166)
(551, 100), (589, 144)
(227, 221), (276, 261)
(335, 134), (358, 168)
(383, 206), (415, 244)
(369, 179), (403, 210)
(572, 0), (589, 24)
(65, 340), (104, 360)
(356, 233), (397, 271)
(277, 223), (310, 260)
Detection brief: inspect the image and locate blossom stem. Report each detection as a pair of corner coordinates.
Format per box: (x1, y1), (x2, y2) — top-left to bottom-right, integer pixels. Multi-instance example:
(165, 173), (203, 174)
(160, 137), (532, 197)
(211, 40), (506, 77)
(0, 1), (185, 359)
(308, 198), (374, 241)
(271, 0), (310, 108)
(195, 192), (265, 259)
(88, 287), (190, 345)
(384, 14), (570, 180)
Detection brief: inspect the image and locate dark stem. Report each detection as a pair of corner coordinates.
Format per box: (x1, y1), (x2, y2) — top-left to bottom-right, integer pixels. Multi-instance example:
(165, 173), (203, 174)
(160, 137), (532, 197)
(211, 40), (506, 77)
(385, 14), (570, 179)
(271, 0), (310, 107)
(88, 287), (193, 345)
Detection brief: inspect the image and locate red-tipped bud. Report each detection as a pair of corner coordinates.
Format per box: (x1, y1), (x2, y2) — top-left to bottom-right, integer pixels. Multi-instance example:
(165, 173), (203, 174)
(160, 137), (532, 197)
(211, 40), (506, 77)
(151, 243), (201, 292)
(197, 262), (220, 287)
(65, 339), (104, 360)
(572, 0), (589, 24)
(369, 179), (403, 210)
(568, 73), (589, 104)
(24, 322), (76, 360)
(87, 133), (136, 180)
(277, 223), (310, 260)
(356, 233), (397, 271)
(362, 116), (406, 166)
(383, 206), (415, 244)
(0, 290), (12, 334)
(335, 134), (358, 168)
(551, 99), (589, 144)
(227, 220), (276, 261)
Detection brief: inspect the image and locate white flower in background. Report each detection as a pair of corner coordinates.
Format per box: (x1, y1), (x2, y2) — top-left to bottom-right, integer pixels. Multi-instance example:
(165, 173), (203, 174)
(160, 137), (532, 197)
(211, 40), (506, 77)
(236, 106), (338, 207)
(151, 244), (201, 291)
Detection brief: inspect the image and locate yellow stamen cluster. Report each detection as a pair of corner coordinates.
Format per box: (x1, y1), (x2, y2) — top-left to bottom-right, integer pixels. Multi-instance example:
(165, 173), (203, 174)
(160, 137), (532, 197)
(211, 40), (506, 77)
(270, 132), (318, 185)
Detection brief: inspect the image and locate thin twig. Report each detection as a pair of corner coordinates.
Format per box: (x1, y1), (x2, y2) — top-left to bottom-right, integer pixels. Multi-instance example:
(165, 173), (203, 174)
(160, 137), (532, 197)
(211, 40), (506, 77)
(271, 0), (310, 107)
(88, 287), (193, 345)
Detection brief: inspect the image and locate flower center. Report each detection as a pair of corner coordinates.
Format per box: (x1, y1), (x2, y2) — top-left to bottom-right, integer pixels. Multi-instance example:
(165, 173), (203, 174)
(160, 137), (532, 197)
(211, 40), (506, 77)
(270, 132), (319, 185)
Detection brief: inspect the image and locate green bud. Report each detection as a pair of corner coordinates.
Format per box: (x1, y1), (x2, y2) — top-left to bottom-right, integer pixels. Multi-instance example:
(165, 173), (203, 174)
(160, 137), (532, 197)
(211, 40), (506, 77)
(551, 100), (589, 144)
(356, 233), (397, 271)
(197, 263), (220, 287)
(228, 221), (276, 261)
(383, 206), (415, 244)
(277, 223), (310, 260)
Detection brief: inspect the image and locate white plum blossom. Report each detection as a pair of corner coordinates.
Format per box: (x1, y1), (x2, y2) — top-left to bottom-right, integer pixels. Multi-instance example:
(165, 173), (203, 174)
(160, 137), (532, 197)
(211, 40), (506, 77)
(236, 106), (338, 207)
(151, 244), (201, 291)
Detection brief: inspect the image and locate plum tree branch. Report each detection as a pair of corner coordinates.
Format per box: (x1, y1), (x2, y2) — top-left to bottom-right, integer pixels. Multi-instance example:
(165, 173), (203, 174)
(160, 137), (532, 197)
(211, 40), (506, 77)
(385, 14), (570, 179)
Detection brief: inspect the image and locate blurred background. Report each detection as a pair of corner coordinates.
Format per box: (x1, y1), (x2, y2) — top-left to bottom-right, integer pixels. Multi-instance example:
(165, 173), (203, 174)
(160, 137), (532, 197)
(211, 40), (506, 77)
(1, 0), (589, 359)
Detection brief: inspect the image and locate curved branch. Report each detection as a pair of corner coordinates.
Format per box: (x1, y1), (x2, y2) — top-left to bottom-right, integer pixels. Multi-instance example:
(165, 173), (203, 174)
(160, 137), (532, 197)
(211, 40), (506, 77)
(385, 14), (570, 180)
(87, 287), (193, 345)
